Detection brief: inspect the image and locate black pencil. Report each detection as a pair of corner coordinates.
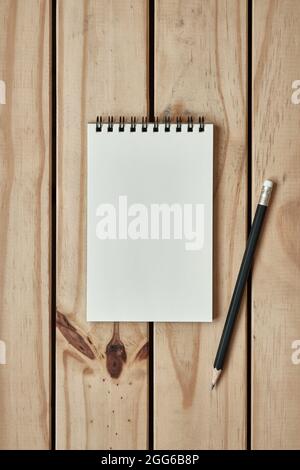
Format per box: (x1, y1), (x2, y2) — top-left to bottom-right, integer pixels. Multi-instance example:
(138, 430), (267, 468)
(211, 180), (274, 389)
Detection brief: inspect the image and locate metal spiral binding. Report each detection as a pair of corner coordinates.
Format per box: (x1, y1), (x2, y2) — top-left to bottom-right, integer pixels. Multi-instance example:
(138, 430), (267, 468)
(95, 116), (205, 132)
(142, 117), (148, 132)
(165, 116), (171, 132)
(187, 116), (193, 132)
(176, 116), (182, 132)
(96, 116), (102, 132)
(199, 116), (204, 132)
(108, 116), (113, 132)
(130, 116), (136, 132)
(119, 116), (125, 132)
(153, 117), (159, 132)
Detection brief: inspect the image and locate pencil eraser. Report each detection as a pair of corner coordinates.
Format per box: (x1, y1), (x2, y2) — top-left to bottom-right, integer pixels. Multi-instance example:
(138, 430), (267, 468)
(263, 179), (273, 188)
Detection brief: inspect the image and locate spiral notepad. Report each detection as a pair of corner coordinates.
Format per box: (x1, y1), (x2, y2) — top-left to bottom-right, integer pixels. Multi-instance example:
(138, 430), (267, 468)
(87, 117), (213, 322)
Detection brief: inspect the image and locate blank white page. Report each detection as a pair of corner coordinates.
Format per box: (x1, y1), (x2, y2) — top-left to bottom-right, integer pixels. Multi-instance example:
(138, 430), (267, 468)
(87, 122), (213, 322)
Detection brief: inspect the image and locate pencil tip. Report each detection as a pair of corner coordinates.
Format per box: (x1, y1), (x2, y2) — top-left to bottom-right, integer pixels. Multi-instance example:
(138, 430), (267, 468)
(211, 368), (222, 390)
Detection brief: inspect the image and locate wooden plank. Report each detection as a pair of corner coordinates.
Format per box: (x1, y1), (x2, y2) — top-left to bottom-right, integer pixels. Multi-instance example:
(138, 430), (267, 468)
(252, 0), (300, 450)
(56, 0), (148, 450)
(154, 0), (248, 449)
(0, 0), (50, 449)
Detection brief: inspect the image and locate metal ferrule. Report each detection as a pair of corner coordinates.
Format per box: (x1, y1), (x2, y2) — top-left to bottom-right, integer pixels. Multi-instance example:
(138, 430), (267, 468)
(259, 183), (273, 206)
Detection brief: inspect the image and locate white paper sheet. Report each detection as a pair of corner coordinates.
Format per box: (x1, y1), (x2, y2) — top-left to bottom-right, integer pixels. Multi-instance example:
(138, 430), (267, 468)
(87, 123), (213, 322)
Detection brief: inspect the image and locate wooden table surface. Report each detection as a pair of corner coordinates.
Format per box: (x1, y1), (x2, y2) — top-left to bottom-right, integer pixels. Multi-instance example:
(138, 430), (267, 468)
(0, 0), (299, 450)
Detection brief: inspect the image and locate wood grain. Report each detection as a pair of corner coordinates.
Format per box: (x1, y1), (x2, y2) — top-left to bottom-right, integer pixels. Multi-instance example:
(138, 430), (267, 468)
(154, 0), (247, 449)
(56, 0), (148, 449)
(252, 0), (300, 450)
(0, 0), (50, 449)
